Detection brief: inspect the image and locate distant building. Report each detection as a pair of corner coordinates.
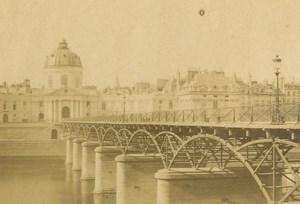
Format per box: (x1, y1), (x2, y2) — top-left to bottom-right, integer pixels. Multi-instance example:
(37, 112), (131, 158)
(0, 40), (297, 123)
(284, 82), (300, 104)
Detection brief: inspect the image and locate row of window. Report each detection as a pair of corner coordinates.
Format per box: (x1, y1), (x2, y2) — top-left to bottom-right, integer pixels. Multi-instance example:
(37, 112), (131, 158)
(286, 90), (300, 97)
(2, 113), (44, 122)
(2, 101), (43, 110)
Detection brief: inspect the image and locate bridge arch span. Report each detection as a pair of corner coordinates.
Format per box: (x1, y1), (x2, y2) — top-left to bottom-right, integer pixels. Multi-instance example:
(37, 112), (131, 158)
(123, 130), (184, 168)
(169, 134), (299, 203)
(62, 123), (71, 136)
(76, 124), (88, 139)
(86, 125), (100, 142)
(102, 127), (122, 147)
(69, 124), (77, 135)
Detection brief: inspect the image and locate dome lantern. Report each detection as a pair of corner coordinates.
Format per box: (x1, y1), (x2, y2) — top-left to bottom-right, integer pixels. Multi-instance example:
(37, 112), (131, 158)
(58, 39), (68, 49)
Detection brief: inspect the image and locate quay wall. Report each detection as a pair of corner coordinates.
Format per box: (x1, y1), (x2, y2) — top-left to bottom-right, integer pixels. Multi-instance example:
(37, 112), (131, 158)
(0, 123), (62, 140)
(0, 123), (65, 157)
(0, 139), (65, 157)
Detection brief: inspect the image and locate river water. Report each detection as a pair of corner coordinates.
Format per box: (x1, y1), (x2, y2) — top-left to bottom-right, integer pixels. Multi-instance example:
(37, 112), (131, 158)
(0, 157), (268, 204)
(0, 157), (97, 204)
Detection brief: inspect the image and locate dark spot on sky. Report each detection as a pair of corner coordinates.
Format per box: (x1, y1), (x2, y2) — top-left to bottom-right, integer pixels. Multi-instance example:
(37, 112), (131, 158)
(199, 9), (205, 16)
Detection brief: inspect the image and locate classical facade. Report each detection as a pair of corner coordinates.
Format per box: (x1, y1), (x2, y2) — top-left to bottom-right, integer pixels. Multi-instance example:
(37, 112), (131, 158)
(0, 40), (100, 123)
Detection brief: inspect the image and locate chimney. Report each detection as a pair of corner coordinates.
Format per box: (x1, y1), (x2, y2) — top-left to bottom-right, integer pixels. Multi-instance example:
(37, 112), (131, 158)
(113, 75), (120, 90)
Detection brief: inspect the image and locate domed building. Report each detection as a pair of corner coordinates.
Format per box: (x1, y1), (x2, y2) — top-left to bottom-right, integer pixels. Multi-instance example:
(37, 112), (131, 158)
(44, 39), (83, 90)
(0, 39), (101, 125)
(43, 39), (100, 122)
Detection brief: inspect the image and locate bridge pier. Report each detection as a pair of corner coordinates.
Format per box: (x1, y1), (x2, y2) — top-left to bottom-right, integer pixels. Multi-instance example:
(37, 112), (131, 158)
(93, 146), (122, 203)
(81, 141), (99, 180)
(72, 138), (85, 171)
(155, 168), (264, 204)
(81, 180), (94, 204)
(72, 171), (81, 203)
(65, 136), (76, 164)
(115, 154), (163, 204)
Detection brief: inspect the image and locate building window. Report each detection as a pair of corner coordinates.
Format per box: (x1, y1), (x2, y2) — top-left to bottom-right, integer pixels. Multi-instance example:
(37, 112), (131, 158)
(86, 101), (90, 107)
(3, 101), (7, 110)
(3, 114), (8, 123)
(213, 100), (218, 109)
(51, 129), (58, 139)
(13, 101), (17, 110)
(61, 75), (68, 88)
(39, 113), (44, 121)
(62, 106), (70, 118)
(158, 100), (162, 110)
(39, 101), (43, 107)
(169, 100), (173, 110)
(101, 102), (106, 110)
(23, 102), (27, 110)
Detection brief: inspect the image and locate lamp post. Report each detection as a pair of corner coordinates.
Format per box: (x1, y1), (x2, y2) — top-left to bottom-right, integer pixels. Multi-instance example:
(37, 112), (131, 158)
(123, 94), (126, 123)
(272, 55), (284, 124)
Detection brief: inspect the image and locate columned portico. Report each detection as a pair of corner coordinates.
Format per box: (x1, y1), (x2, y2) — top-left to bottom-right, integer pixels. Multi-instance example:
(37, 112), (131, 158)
(71, 100), (74, 118)
(80, 100), (84, 117)
(58, 100), (62, 122)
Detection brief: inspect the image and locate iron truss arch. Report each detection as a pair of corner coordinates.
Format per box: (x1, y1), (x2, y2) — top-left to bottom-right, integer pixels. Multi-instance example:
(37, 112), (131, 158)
(168, 134), (300, 203)
(62, 122), (300, 203)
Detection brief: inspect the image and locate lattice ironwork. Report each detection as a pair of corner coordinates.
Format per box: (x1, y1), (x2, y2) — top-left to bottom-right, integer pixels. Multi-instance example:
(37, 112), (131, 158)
(70, 103), (300, 125)
(168, 134), (300, 203)
(62, 109), (300, 203)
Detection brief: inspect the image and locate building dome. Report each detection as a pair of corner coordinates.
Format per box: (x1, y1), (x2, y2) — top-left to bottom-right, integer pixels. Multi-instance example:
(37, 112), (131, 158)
(45, 39), (82, 67)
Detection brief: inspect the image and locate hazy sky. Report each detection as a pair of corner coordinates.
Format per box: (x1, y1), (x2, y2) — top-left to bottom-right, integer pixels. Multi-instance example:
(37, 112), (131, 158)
(1, 0), (300, 88)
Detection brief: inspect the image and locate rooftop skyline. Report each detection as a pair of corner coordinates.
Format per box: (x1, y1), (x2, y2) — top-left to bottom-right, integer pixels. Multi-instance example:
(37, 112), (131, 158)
(1, 0), (300, 88)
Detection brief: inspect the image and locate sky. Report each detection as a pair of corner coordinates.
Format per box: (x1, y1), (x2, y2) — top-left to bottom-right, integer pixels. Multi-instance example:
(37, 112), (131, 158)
(1, 0), (300, 88)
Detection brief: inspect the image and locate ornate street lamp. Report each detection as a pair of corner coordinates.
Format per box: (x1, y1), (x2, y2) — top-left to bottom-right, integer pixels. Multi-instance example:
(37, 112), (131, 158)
(123, 94), (126, 123)
(272, 55), (284, 124)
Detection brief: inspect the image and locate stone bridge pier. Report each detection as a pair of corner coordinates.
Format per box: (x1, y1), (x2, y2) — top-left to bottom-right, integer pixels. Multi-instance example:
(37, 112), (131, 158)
(81, 141), (99, 180)
(65, 135), (76, 164)
(115, 154), (164, 204)
(93, 146), (122, 203)
(72, 138), (85, 171)
(155, 167), (265, 204)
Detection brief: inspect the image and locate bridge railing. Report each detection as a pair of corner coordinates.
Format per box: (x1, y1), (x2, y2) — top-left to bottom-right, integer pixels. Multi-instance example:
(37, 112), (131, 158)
(69, 103), (300, 124)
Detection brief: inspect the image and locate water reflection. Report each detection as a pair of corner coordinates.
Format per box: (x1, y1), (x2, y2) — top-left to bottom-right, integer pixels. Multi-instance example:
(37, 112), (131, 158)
(93, 193), (116, 204)
(72, 170), (81, 204)
(81, 180), (94, 204)
(0, 157), (96, 204)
